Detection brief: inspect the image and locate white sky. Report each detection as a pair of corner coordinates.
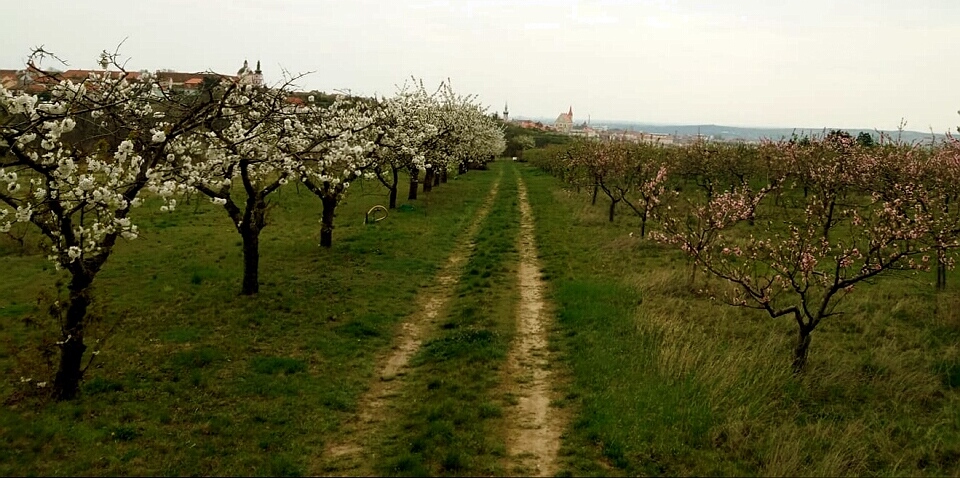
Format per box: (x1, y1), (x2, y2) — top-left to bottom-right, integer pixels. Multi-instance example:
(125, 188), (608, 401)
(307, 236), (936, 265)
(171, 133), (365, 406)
(2, 0), (958, 132)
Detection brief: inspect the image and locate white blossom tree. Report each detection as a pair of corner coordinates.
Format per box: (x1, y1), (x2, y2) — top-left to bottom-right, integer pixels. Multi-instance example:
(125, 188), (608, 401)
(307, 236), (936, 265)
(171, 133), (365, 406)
(294, 94), (380, 247)
(427, 81), (505, 182)
(171, 80), (306, 295)
(368, 80), (438, 208)
(0, 50), (216, 399)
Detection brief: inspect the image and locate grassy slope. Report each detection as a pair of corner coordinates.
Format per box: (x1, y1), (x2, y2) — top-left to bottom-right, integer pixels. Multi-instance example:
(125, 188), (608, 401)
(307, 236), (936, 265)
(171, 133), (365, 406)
(0, 169), (498, 476)
(519, 163), (960, 477)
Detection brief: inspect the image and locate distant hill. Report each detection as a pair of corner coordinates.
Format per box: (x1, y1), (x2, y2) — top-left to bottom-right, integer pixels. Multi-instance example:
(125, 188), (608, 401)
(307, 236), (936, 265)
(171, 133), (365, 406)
(513, 117), (949, 144)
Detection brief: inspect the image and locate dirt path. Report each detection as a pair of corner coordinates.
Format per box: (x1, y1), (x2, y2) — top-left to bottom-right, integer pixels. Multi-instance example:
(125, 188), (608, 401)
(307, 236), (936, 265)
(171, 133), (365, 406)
(502, 175), (565, 476)
(313, 175), (502, 476)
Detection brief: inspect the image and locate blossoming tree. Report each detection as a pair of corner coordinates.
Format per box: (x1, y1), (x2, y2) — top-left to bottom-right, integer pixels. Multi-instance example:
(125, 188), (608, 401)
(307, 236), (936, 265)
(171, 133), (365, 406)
(0, 51), (217, 399)
(866, 138), (960, 290)
(294, 94), (380, 248)
(368, 80), (438, 209)
(924, 139), (960, 289)
(172, 79), (307, 295)
(621, 143), (669, 238)
(654, 138), (932, 372)
(431, 81), (505, 180)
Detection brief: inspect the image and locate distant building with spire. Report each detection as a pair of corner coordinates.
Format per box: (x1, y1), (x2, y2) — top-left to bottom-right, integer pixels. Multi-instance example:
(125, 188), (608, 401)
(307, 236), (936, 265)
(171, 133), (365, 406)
(503, 102), (509, 122)
(238, 59), (263, 87)
(253, 60), (263, 87)
(555, 106), (573, 133)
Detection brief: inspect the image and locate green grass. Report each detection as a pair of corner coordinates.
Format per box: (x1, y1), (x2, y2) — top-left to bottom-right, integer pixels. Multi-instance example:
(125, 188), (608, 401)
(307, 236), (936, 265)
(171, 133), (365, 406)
(553, 279), (717, 475)
(519, 162), (960, 476)
(0, 167), (499, 476)
(375, 162), (521, 476)
(6, 159), (960, 476)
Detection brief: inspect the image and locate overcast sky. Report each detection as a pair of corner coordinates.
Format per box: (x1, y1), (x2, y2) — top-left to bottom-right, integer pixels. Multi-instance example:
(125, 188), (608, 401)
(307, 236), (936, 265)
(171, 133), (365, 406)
(2, 0), (958, 132)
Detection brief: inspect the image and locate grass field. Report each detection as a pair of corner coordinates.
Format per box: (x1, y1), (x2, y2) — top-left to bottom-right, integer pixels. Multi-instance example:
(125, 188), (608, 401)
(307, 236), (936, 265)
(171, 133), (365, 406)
(3, 160), (960, 476)
(519, 163), (960, 476)
(0, 168), (499, 476)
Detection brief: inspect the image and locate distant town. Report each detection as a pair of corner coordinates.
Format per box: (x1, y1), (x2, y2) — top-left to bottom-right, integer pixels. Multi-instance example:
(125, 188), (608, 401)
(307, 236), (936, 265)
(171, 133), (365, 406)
(2, 62), (945, 145)
(502, 105), (948, 145)
(501, 104), (705, 145)
(0, 59), (267, 96)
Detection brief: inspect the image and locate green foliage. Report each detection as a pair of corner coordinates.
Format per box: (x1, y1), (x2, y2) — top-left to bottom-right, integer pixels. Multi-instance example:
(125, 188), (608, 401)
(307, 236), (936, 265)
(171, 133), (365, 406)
(502, 121), (571, 158)
(510, 134), (536, 160)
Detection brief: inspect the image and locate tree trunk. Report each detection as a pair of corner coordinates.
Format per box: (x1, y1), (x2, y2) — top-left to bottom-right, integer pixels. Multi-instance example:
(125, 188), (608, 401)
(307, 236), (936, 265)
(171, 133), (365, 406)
(320, 195), (337, 248)
(433, 169), (441, 186)
(53, 272), (93, 400)
(938, 247), (947, 291)
(823, 199), (836, 242)
(608, 199), (618, 222)
(440, 169), (448, 183)
(388, 169), (399, 209)
(592, 184), (599, 205)
(388, 186), (398, 209)
(640, 209), (648, 238)
(240, 227), (260, 295)
(792, 327), (812, 374)
(423, 169), (434, 193)
(408, 170), (419, 200)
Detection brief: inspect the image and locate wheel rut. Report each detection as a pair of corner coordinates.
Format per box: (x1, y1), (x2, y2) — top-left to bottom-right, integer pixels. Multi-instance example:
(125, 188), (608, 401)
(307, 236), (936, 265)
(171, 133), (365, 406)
(501, 174), (565, 476)
(314, 174), (502, 476)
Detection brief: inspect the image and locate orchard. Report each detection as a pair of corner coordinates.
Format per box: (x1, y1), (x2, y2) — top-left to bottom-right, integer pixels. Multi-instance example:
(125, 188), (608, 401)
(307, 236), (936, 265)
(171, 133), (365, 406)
(529, 131), (960, 373)
(0, 49), (505, 400)
(4, 48), (960, 477)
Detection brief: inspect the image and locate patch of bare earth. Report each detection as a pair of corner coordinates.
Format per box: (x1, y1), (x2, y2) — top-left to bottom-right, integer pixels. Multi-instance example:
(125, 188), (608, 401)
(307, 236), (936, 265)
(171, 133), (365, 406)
(312, 177), (501, 476)
(502, 176), (566, 477)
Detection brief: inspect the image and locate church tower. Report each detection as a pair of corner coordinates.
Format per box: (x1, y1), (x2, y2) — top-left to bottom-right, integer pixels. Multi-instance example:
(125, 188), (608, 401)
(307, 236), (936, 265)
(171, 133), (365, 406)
(253, 60), (264, 87)
(238, 59), (264, 87)
(238, 59), (252, 85)
(503, 102), (509, 122)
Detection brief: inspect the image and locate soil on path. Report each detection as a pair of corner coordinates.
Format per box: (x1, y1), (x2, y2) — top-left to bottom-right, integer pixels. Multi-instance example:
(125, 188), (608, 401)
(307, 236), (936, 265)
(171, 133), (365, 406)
(501, 175), (566, 476)
(313, 175), (502, 476)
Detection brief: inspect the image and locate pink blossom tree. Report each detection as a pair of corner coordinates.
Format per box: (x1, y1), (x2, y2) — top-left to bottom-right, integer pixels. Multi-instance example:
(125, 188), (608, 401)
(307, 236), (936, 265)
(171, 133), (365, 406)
(620, 143), (670, 238)
(655, 140), (932, 372)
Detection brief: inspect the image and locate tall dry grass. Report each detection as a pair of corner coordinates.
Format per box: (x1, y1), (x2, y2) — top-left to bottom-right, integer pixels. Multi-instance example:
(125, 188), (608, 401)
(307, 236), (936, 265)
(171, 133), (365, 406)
(524, 163), (960, 476)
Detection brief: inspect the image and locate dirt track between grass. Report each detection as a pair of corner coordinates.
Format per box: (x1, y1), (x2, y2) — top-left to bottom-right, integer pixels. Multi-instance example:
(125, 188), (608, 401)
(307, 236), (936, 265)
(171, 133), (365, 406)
(501, 174), (565, 476)
(313, 174), (502, 476)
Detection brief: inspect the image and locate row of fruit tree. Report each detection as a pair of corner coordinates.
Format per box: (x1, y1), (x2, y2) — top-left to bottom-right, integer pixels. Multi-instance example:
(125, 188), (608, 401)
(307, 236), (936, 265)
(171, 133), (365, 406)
(0, 49), (506, 400)
(528, 128), (960, 373)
